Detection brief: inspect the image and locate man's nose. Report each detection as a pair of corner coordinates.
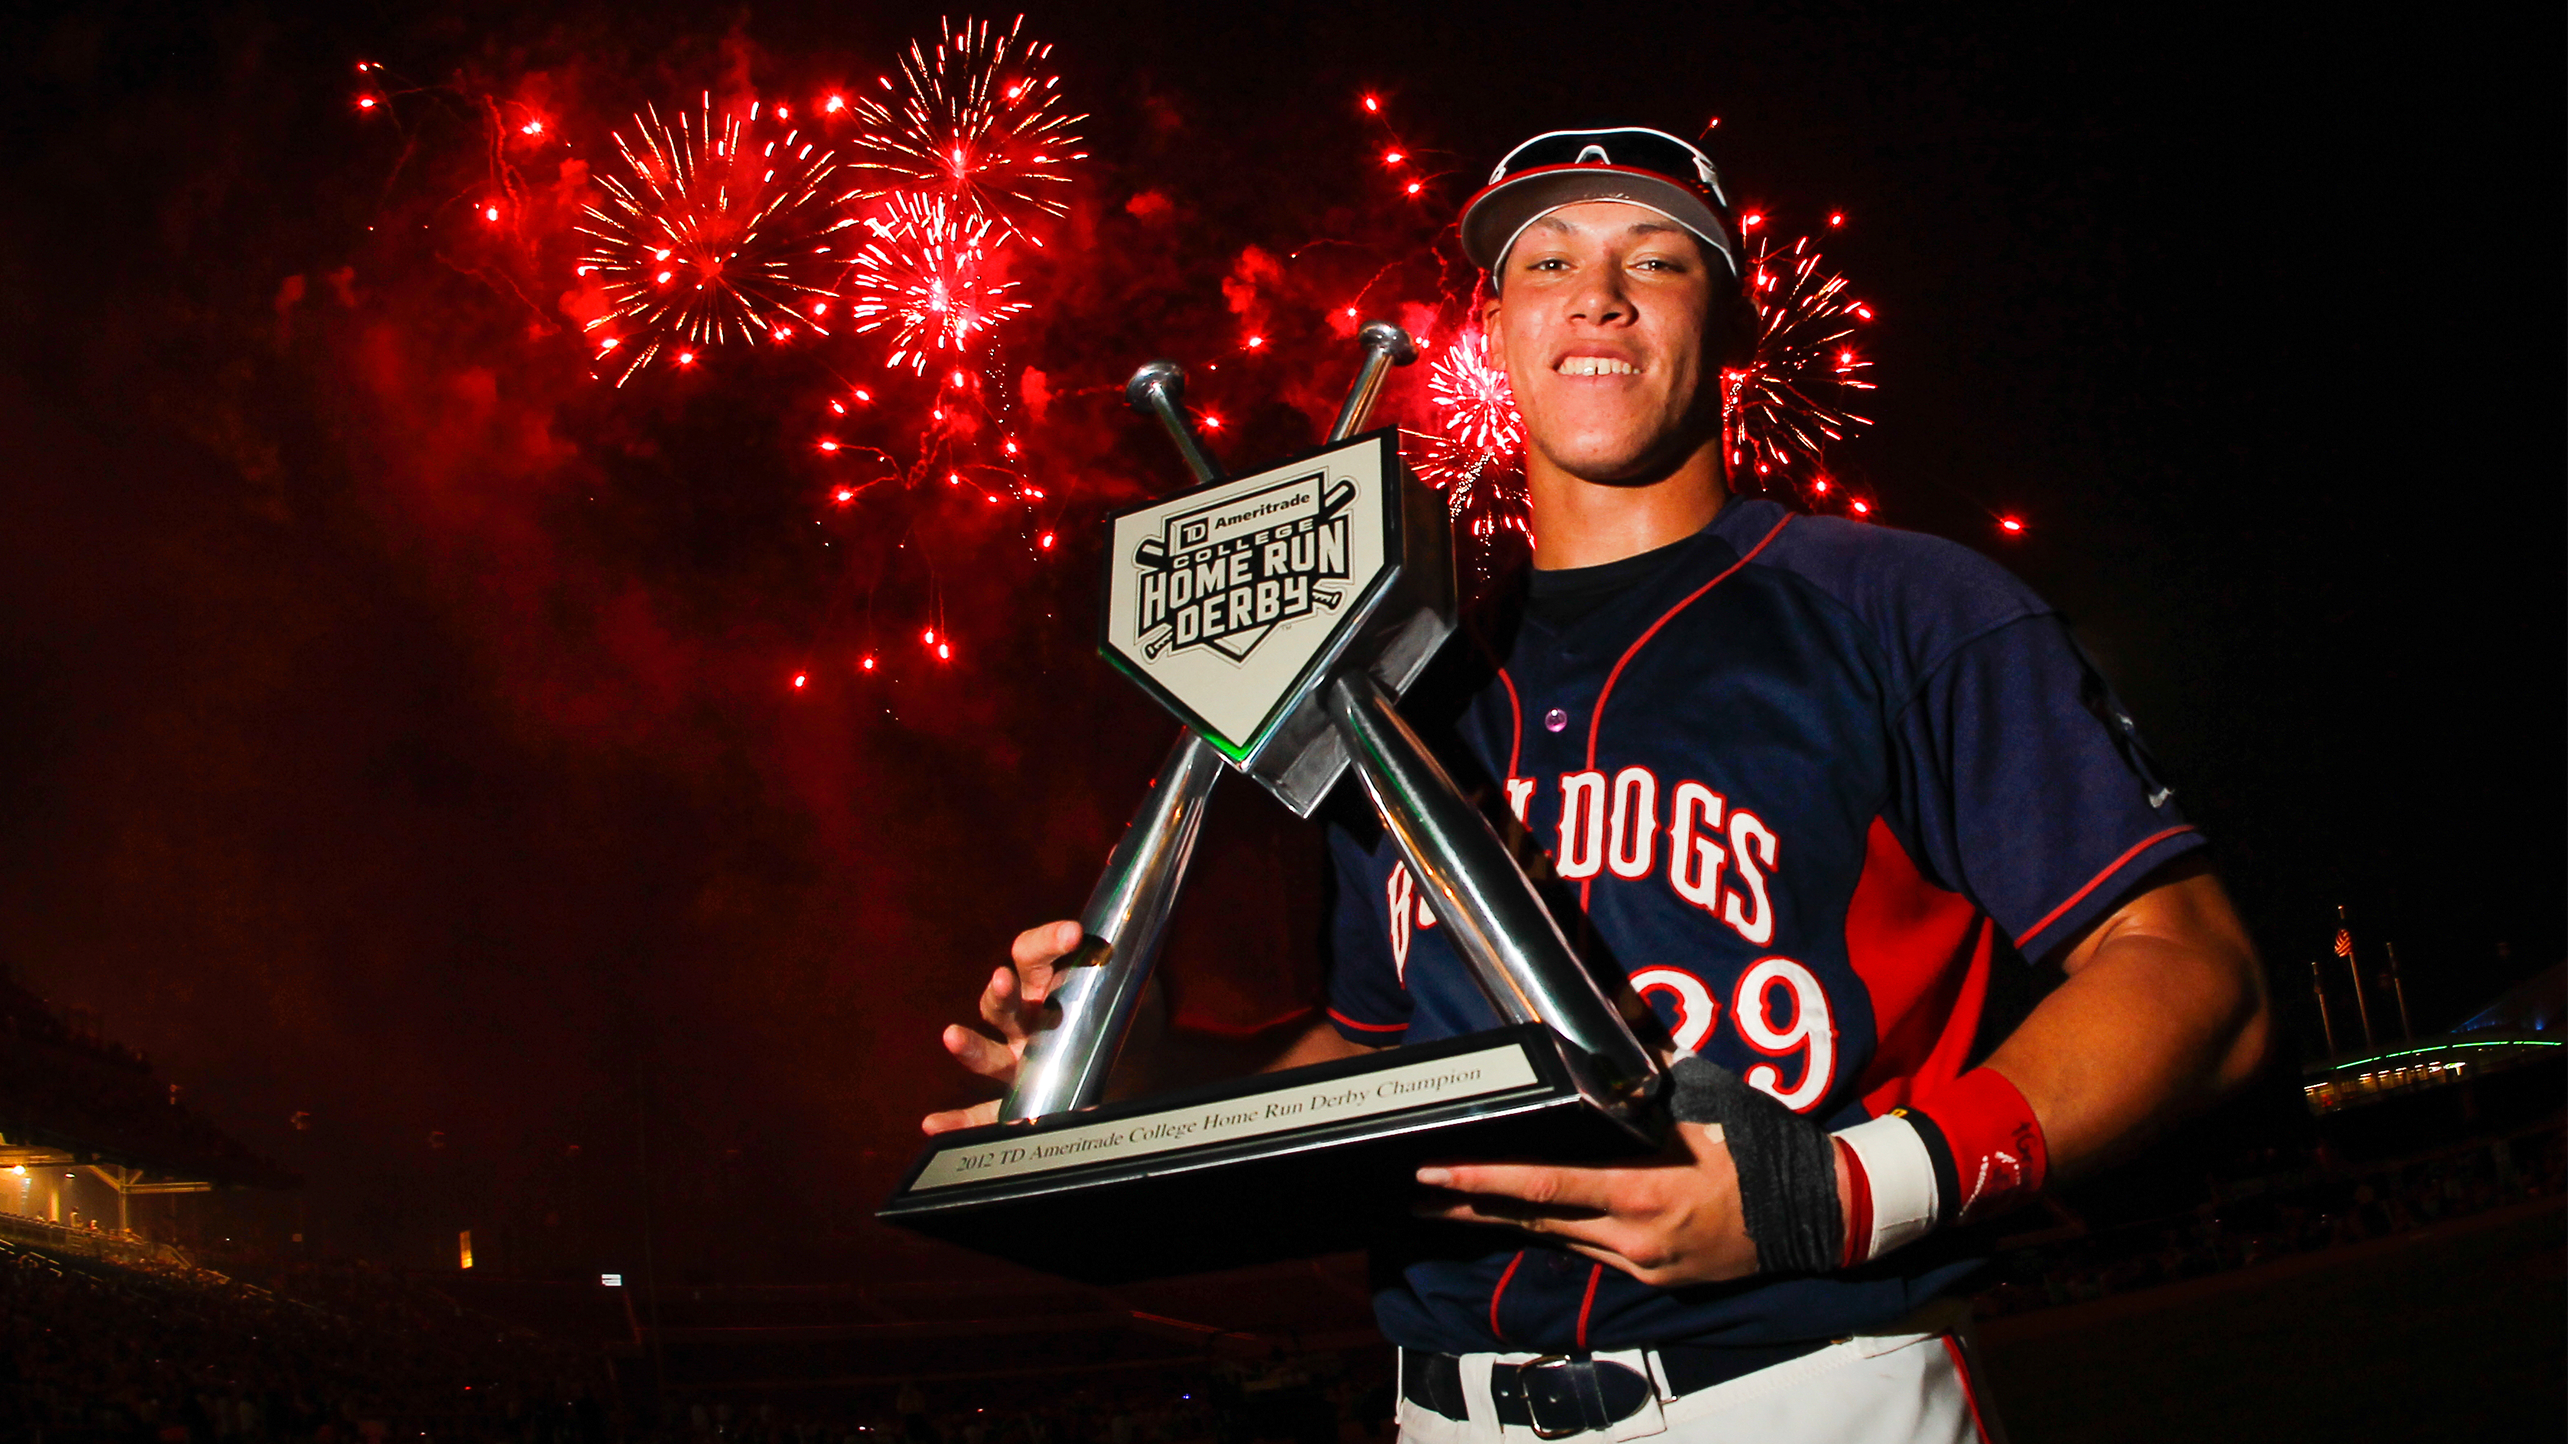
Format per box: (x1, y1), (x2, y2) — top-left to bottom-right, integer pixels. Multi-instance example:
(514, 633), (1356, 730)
(1567, 271), (1632, 325)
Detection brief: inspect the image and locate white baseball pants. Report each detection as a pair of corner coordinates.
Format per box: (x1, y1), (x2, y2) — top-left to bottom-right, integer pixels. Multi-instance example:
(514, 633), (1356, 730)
(1394, 1331), (2003, 1444)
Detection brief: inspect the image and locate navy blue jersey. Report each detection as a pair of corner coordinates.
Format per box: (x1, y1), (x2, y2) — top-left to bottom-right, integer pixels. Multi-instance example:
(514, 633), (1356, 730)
(1323, 497), (2200, 1353)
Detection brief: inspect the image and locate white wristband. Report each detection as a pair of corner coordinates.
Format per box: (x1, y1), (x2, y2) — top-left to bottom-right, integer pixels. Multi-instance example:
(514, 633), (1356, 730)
(1834, 1113), (1941, 1263)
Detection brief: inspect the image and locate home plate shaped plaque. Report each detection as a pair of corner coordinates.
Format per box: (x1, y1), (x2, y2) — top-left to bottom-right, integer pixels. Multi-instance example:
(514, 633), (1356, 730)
(1100, 430), (1452, 816)
(1103, 430), (1400, 757)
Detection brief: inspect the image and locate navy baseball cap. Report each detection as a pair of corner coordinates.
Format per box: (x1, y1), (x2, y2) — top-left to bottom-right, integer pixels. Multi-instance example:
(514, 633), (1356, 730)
(1460, 127), (1739, 285)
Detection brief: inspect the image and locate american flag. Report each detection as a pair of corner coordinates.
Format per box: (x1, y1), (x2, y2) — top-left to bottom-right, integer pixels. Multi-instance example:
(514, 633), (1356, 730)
(2333, 928), (2355, 958)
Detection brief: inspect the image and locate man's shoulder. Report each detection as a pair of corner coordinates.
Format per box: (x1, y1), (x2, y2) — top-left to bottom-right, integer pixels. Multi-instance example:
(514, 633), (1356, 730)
(1717, 498), (2053, 690)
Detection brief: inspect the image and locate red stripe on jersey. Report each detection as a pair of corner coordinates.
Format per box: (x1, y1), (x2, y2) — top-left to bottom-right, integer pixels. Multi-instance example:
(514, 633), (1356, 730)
(2016, 825), (2199, 955)
(1488, 1250), (1527, 1344)
(1835, 1137), (1873, 1267)
(1574, 1262), (1604, 1349)
(1578, 511), (1794, 908)
(1844, 817), (1998, 1118)
(1496, 666), (1525, 779)
(1941, 1335), (1996, 1443)
(1326, 1008), (1407, 1034)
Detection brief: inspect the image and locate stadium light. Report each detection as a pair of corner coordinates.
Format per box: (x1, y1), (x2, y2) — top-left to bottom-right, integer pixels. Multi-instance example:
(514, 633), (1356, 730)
(600, 1272), (624, 1287)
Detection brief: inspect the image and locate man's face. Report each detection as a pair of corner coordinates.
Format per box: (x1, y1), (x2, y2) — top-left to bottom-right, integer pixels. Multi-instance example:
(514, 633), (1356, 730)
(1481, 201), (1724, 485)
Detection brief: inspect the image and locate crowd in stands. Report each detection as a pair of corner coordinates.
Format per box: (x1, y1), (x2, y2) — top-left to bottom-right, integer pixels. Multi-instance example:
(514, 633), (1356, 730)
(3, 1121), (2556, 1442)
(0, 976), (292, 1189)
(1974, 1125), (2565, 1315)
(0, 1239), (615, 1442)
(0, 983), (154, 1075)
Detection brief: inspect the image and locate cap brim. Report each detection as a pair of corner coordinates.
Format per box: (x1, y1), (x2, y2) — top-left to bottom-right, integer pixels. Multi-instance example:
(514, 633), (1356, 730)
(1460, 165), (1737, 278)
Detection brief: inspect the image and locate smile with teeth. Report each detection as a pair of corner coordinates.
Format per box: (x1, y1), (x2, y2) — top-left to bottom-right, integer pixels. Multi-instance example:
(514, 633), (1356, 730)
(1557, 356), (1641, 376)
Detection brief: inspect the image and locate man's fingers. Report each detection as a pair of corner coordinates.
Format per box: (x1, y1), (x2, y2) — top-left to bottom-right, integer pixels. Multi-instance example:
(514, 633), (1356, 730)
(925, 922), (1083, 1139)
(1556, 1238), (1659, 1283)
(921, 1100), (999, 1135)
(1416, 1162), (1630, 1216)
(1010, 920), (1085, 979)
(1412, 1195), (1650, 1261)
(979, 965), (1026, 1037)
(943, 1024), (1018, 1083)
(990, 922), (1082, 1039)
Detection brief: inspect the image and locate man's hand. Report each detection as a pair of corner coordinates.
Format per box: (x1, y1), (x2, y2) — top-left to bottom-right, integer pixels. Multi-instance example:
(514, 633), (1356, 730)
(1412, 1121), (1852, 1288)
(921, 920), (1084, 1135)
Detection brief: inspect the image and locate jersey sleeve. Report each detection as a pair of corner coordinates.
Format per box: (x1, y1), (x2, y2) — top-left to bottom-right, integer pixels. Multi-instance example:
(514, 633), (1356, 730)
(1322, 821), (1414, 1044)
(1898, 612), (2205, 961)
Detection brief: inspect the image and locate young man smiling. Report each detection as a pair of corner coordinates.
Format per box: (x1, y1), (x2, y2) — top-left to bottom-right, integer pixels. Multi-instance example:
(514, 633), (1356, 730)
(931, 127), (2269, 1443)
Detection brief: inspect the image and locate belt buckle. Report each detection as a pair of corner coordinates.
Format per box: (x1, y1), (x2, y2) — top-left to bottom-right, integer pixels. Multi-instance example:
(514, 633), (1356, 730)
(1515, 1355), (1593, 1441)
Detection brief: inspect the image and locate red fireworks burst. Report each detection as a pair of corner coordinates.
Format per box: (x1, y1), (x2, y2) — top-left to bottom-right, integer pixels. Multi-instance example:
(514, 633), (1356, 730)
(576, 96), (855, 385)
(1426, 335), (1523, 457)
(844, 14), (1088, 246)
(1723, 231), (1876, 495)
(841, 192), (1030, 374)
(1407, 327), (1533, 589)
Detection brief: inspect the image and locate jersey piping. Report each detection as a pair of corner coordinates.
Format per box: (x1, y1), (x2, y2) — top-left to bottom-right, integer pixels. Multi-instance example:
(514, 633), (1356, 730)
(2015, 823), (2200, 956)
(1577, 509), (1796, 912)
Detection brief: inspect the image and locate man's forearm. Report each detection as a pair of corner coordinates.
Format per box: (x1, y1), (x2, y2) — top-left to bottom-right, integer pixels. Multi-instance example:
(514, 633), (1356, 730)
(1982, 869), (2270, 1182)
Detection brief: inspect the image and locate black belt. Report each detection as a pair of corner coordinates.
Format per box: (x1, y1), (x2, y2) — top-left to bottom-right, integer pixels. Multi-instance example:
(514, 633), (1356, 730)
(1400, 1341), (1827, 1438)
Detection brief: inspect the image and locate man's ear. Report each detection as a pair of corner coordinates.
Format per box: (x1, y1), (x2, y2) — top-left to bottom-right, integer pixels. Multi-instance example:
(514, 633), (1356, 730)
(1477, 292), (1503, 359)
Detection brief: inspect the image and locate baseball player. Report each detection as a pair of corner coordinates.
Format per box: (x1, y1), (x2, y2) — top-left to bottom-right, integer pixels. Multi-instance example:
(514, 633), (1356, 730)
(929, 126), (2270, 1443)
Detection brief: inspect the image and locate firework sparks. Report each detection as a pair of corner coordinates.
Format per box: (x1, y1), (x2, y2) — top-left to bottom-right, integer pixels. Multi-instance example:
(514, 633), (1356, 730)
(1406, 329), (1533, 590)
(844, 14), (1088, 245)
(1426, 335), (1523, 458)
(576, 96), (855, 385)
(1723, 232), (1876, 494)
(841, 192), (1030, 374)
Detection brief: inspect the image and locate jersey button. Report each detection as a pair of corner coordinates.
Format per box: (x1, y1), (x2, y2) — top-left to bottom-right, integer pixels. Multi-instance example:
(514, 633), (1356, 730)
(1543, 707), (1569, 733)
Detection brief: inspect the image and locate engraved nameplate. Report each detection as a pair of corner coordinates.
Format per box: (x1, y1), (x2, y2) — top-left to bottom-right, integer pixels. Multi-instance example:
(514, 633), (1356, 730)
(908, 1042), (1540, 1191)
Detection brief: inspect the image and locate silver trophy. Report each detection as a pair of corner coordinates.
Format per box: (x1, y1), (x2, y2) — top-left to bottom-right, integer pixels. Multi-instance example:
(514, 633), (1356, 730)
(880, 326), (1664, 1283)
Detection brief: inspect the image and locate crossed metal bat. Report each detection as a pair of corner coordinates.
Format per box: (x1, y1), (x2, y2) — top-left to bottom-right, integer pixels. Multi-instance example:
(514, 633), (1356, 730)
(1002, 323), (1660, 1124)
(999, 323), (1419, 1121)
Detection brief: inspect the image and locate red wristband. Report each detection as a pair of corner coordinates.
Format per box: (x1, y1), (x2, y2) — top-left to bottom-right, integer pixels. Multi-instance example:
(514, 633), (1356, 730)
(1914, 1067), (2048, 1223)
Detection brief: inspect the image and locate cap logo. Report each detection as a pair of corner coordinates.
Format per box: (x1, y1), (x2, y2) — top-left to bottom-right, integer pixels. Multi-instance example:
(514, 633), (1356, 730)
(1575, 144), (1610, 164)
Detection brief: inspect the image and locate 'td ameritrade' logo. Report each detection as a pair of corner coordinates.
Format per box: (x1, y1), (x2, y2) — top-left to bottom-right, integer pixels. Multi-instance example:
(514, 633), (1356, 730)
(1131, 469), (1356, 662)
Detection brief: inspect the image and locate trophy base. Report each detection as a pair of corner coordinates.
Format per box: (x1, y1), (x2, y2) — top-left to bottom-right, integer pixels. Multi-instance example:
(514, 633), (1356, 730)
(877, 1024), (1661, 1284)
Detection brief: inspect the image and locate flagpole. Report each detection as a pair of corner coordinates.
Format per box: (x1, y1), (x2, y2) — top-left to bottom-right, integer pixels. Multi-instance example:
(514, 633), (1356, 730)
(2337, 906), (2376, 1048)
(2310, 960), (2339, 1056)
(2386, 941), (2415, 1041)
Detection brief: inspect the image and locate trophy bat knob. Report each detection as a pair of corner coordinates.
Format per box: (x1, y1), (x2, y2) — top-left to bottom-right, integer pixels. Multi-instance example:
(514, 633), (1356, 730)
(1329, 323), (1419, 442)
(1125, 360), (1223, 485)
(1125, 360), (1188, 413)
(1356, 320), (1420, 367)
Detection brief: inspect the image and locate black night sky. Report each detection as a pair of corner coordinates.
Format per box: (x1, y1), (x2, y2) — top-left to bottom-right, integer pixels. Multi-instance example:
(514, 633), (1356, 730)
(2, 1), (2558, 1281)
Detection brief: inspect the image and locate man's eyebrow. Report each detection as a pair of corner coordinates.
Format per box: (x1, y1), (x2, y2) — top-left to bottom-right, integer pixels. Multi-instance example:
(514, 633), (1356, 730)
(1524, 216), (1688, 239)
